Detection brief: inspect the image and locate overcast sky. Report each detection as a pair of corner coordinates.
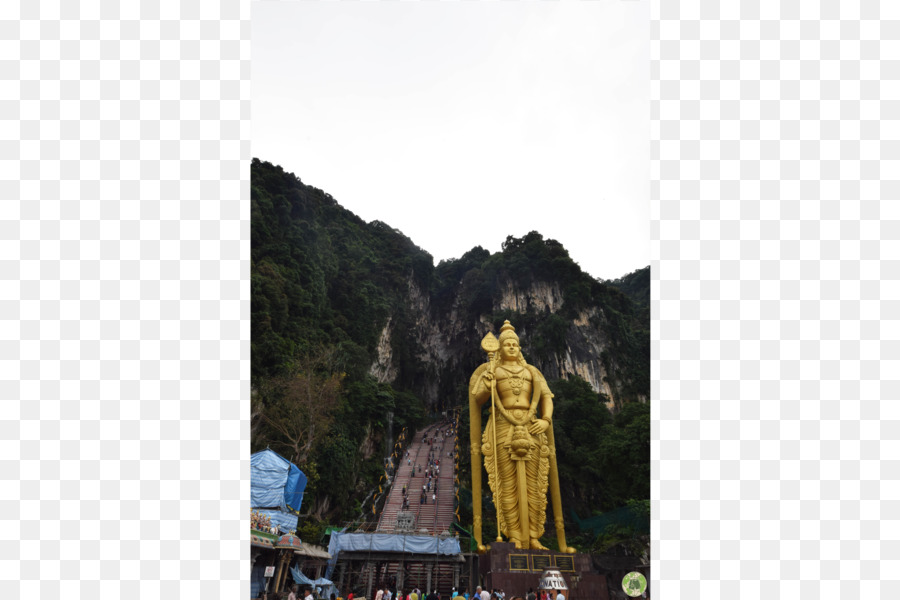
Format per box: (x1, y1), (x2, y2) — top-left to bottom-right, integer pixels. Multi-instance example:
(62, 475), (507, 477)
(253, 1), (648, 281)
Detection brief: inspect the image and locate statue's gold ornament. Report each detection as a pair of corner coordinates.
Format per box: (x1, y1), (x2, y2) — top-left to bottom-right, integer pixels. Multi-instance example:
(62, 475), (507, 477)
(468, 320), (576, 554)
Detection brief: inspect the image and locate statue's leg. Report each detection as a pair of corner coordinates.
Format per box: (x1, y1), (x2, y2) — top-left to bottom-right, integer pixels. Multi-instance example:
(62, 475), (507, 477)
(526, 436), (550, 550)
(494, 419), (520, 545)
(515, 459), (530, 549)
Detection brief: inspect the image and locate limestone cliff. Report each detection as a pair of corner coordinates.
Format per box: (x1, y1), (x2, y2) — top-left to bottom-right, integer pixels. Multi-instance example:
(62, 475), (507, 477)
(373, 272), (646, 413)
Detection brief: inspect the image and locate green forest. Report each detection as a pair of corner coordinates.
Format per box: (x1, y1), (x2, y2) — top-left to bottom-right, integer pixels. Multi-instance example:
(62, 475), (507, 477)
(251, 158), (650, 551)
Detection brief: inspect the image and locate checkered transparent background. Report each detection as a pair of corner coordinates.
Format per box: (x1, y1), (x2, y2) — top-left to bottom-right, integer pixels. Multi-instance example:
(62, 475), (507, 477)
(652, 1), (894, 598)
(1, 1), (893, 599)
(1, 1), (249, 598)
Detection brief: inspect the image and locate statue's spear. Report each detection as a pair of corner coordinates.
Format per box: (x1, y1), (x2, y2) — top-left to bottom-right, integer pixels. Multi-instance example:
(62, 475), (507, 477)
(483, 332), (506, 544)
(470, 332), (503, 552)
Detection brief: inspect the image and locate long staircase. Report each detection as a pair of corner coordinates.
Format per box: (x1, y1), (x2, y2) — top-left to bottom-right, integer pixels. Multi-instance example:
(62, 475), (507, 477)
(333, 420), (470, 600)
(378, 422), (456, 534)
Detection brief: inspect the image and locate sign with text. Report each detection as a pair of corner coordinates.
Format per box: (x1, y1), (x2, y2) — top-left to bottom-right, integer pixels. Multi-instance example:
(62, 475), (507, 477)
(531, 555), (552, 571)
(265, 566), (275, 577)
(554, 556), (575, 572)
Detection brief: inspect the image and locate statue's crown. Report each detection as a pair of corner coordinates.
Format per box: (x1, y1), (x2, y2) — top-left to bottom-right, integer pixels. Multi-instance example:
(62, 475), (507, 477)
(498, 320), (518, 342)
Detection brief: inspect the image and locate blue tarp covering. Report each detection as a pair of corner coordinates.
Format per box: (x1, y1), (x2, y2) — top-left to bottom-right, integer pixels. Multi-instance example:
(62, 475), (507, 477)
(251, 565), (268, 598)
(285, 463), (307, 512)
(325, 532), (461, 583)
(251, 449), (306, 533)
(290, 564), (334, 588)
(328, 532), (461, 555)
(290, 565), (336, 599)
(251, 449), (306, 512)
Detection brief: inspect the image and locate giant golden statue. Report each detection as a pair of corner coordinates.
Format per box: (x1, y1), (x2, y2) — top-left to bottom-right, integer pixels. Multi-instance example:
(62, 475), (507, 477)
(469, 320), (575, 553)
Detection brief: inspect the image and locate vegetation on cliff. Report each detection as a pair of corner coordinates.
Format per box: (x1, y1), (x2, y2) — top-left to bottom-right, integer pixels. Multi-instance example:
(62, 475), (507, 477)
(251, 159), (431, 522)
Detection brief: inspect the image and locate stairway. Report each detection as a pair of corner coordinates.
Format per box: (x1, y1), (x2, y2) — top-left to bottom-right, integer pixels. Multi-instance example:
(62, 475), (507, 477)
(377, 422), (457, 535)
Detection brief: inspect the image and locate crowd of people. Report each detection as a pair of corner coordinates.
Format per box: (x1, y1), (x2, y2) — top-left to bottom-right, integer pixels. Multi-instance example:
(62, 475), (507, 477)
(259, 581), (574, 600)
(334, 585), (567, 600)
(471, 585), (566, 600)
(257, 580), (579, 600)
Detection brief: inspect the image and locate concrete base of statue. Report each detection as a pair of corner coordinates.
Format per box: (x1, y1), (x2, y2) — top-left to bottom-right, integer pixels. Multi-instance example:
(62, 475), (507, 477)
(477, 542), (609, 600)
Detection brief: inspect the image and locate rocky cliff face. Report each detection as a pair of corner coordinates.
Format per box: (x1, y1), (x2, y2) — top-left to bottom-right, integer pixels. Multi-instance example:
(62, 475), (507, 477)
(495, 282), (613, 400)
(554, 308), (614, 401)
(496, 279), (565, 313)
(370, 317), (399, 383)
(370, 275), (634, 412)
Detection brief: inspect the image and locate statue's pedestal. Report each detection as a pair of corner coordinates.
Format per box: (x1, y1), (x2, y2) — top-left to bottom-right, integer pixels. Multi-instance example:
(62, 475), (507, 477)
(477, 543), (608, 600)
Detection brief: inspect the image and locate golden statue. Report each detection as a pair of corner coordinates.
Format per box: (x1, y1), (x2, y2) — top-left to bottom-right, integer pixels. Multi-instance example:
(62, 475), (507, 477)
(469, 320), (575, 553)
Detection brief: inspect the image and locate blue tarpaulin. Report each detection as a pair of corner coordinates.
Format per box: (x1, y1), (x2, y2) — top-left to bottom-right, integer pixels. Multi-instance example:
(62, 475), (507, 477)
(285, 463), (306, 511)
(290, 565), (336, 598)
(251, 449), (307, 533)
(251, 565), (268, 598)
(290, 565), (333, 587)
(324, 532), (461, 583)
(327, 532), (461, 555)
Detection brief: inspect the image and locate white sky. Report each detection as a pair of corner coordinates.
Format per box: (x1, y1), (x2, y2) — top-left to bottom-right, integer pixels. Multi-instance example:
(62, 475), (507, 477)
(253, 1), (649, 281)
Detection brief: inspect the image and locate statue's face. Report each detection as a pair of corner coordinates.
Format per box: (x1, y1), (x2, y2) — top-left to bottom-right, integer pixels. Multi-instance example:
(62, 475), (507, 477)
(500, 338), (520, 360)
